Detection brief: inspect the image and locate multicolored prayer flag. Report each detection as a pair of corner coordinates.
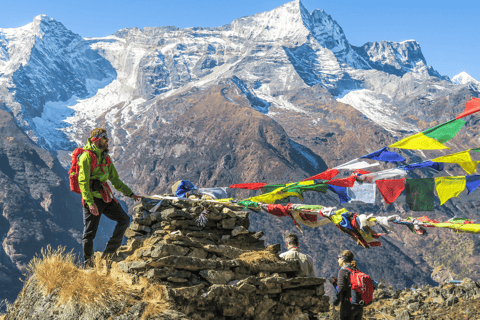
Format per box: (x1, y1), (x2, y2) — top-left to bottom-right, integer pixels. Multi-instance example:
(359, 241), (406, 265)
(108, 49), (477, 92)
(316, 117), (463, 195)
(389, 119), (465, 150)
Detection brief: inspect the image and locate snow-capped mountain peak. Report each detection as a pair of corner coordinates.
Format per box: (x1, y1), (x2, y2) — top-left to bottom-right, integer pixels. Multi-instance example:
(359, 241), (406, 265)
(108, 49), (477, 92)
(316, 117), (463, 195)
(452, 71), (480, 85)
(452, 71), (480, 92)
(229, 0), (312, 42)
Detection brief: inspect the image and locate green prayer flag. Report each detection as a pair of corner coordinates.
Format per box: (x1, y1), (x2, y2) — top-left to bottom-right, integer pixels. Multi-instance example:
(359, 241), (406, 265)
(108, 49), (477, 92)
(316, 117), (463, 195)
(282, 183), (328, 195)
(262, 184), (285, 193)
(237, 200), (258, 208)
(423, 118), (465, 143)
(405, 178), (435, 211)
(472, 147), (480, 153)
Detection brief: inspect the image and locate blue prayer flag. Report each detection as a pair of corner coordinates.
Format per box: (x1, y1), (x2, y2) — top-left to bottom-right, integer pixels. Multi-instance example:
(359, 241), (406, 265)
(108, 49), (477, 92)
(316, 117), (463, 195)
(360, 147), (405, 162)
(402, 160), (444, 171)
(466, 175), (480, 195)
(327, 185), (351, 204)
(175, 180), (198, 198)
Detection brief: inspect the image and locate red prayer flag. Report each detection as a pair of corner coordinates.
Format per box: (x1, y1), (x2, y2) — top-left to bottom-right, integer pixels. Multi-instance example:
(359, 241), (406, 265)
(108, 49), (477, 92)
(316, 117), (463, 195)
(375, 178), (405, 204)
(326, 176), (356, 188)
(353, 169), (371, 175)
(417, 216), (439, 224)
(456, 97), (480, 119)
(303, 168), (339, 181)
(229, 182), (266, 190)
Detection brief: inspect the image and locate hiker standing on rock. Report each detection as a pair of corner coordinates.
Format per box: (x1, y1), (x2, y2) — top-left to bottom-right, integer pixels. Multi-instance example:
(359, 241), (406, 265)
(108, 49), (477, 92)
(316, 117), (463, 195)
(76, 128), (143, 267)
(331, 250), (364, 320)
(280, 233), (316, 277)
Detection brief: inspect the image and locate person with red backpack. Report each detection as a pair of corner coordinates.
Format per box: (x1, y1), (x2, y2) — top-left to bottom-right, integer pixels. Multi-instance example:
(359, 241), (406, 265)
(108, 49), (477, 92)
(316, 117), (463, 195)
(69, 128), (143, 267)
(330, 250), (375, 320)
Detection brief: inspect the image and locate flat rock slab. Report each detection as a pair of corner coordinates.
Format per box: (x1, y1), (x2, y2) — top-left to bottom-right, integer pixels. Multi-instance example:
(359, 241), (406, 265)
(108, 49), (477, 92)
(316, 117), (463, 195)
(148, 256), (218, 271)
(145, 267), (191, 280)
(282, 277), (326, 289)
(246, 260), (300, 273)
(149, 244), (190, 258)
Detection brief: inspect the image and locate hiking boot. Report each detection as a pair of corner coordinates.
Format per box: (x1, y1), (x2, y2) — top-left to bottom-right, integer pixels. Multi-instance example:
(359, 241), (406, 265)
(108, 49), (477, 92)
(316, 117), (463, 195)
(84, 258), (95, 269)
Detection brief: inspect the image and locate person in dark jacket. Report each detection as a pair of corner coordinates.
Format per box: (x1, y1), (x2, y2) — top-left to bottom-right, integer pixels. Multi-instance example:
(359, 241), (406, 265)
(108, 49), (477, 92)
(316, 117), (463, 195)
(331, 250), (364, 320)
(78, 128), (143, 267)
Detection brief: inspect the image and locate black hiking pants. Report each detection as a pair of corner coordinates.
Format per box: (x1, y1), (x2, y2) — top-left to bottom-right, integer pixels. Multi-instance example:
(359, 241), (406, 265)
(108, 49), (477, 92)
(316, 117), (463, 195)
(82, 197), (130, 264)
(340, 300), (363, 320)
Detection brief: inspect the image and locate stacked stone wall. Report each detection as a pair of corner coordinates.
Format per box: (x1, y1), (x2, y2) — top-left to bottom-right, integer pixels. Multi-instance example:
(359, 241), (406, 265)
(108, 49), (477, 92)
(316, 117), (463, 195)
(118, 197), (329, 319)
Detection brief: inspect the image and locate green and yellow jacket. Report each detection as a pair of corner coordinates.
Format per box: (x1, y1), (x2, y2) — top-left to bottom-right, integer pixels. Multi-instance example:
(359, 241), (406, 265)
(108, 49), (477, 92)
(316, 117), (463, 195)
(78, 139), (133, 206)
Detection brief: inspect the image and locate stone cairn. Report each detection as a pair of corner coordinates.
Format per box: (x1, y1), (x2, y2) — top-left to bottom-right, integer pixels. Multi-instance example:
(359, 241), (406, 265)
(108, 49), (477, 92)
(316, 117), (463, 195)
(116, 196), (330, 319)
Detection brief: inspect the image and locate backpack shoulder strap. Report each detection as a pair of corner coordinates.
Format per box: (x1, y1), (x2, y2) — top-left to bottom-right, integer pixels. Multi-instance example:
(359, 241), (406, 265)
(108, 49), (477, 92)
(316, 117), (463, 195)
(83, 150), (98, 173)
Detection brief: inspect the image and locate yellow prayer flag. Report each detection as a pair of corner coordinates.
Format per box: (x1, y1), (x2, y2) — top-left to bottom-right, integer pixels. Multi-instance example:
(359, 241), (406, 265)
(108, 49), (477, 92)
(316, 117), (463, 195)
(389, 132), (449, 150)
(434, 176), (466, 205)
(431, 150), (479, 174)
(248, 185), (301, 204)
(432, 223), (480, 234)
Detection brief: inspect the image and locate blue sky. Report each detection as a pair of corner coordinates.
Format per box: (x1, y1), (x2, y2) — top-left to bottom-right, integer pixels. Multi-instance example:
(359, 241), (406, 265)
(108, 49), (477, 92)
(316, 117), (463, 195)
(1, 0), (479, 80)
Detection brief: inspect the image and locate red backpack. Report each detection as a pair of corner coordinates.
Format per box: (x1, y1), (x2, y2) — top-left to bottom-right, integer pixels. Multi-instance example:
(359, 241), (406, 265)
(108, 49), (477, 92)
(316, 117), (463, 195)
(68, 148), (110, 194)
(345, 268), (374, 306)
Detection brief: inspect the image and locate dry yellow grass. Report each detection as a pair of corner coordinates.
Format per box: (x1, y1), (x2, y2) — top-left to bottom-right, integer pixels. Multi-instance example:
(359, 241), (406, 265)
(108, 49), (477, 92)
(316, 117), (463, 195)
(137, 278), (172, 320)
(27, 246), (134, 307)
(27, 245), (172, 318)
(237, 250), (280, 265)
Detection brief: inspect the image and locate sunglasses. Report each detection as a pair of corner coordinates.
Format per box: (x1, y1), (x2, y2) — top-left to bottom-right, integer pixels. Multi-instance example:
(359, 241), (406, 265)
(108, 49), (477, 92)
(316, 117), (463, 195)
(95, 132), (109, 140)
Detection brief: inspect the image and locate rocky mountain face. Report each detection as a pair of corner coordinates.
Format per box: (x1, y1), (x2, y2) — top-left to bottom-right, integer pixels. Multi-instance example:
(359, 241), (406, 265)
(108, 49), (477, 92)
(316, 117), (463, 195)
(0, 108), (82, 306)
(1, 0), (480, 311)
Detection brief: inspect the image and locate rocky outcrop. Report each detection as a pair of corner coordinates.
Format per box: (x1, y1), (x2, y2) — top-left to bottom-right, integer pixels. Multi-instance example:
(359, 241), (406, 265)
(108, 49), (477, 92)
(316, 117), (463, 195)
(364, 278), (480, 320)
(4, 196), (329, 319)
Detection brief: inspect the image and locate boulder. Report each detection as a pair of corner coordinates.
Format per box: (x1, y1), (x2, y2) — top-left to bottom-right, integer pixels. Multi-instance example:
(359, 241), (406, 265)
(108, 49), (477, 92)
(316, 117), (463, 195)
(129, 222), (151, 233)
(220, 218), (236, 229)
(222, 207), (237, 218)
(188, 248), (208, 259)
(199, 269), (235, 285)
(231, 226), (249, 237)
